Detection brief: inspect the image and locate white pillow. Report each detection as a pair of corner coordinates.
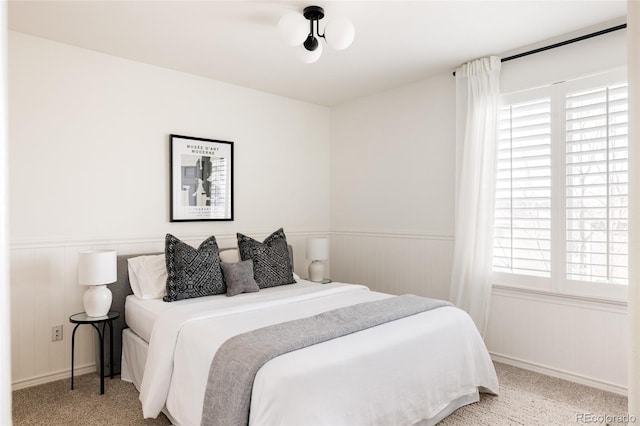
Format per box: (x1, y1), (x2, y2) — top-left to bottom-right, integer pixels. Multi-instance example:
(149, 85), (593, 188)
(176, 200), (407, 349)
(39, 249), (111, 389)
(219, 249), (240, 263)
(127, 254), (167, 299)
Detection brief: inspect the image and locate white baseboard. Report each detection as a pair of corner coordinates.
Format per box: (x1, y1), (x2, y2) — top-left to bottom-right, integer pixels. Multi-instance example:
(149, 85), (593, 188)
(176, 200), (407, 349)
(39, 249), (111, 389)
(12, 363), (96, 391)
(491, 352), (627, 396)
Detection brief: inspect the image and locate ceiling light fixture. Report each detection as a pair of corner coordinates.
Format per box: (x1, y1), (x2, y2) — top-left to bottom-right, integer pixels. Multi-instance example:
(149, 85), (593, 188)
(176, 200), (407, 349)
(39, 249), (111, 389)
(278, 5), (354, 64)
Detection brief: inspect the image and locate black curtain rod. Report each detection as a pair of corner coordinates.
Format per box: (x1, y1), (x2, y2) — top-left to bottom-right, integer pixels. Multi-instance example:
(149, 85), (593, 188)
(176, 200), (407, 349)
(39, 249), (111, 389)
(452, 23), (627, 76)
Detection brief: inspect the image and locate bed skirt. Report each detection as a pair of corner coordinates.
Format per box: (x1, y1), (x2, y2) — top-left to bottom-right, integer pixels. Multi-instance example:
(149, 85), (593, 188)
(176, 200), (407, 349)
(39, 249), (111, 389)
(121, 328), (147, 391)
(122, 329), (180, 424)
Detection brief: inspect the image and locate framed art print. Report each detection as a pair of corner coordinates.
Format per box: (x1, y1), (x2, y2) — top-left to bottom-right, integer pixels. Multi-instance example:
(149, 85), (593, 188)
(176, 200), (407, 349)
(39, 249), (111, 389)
(170, 134), (234, 222)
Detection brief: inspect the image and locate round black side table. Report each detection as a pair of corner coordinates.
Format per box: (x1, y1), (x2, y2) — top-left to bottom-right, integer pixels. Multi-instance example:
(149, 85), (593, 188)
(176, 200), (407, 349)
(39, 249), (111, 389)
(69, 311), (120, 395)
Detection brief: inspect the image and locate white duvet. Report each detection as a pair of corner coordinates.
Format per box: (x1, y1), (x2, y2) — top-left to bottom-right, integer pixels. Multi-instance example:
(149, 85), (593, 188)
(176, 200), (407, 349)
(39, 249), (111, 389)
(139, 281), (498, 426)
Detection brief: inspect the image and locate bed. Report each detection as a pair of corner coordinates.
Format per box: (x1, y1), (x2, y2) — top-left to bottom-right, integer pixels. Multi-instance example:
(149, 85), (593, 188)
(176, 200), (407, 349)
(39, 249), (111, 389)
(110, 239), (498, 426)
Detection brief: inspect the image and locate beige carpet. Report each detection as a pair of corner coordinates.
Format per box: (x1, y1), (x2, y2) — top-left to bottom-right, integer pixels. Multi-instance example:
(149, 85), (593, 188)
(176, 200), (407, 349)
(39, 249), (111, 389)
(441, 363), (628, 425)
(12, 373), (170, 426)
(13, 362), (627, 425)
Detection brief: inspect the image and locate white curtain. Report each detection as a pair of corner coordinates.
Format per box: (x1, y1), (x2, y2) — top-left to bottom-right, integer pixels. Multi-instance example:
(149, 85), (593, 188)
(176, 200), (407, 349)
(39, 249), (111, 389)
(450, 56), (501, 337)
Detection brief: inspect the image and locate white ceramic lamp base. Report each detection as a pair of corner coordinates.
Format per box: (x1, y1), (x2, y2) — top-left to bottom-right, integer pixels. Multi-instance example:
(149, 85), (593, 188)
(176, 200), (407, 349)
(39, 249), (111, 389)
(83, 285), (112, 317)
(308, 260), (325, 282)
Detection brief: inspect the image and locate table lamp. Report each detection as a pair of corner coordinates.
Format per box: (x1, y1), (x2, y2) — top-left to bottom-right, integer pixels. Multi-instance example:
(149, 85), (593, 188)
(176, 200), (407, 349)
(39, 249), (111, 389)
(78, 250), (116, 317)
(306, 238), (329, 282)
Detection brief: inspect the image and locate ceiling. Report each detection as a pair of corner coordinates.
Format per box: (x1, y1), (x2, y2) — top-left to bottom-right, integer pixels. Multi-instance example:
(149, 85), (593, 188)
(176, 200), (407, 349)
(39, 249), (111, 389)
(8, 0), (627, 106)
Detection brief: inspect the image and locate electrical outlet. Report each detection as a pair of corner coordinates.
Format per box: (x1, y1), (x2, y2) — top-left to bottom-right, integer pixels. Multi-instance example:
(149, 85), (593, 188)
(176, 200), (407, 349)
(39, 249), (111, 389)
(51, 325), (63, 342)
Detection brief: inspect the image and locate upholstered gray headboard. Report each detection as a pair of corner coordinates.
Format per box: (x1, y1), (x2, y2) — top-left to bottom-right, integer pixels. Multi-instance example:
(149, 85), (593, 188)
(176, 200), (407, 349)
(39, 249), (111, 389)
(100, 245), (294, 376)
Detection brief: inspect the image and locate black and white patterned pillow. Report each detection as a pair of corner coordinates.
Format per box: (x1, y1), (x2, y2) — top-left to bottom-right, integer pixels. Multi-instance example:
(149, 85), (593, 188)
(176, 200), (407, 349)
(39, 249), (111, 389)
(163, 233), (226, 302)
(237, 228), (295, 289)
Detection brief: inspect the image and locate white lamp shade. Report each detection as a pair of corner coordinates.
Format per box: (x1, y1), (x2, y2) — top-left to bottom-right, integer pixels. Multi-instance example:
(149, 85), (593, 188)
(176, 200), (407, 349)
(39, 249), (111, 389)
(325, 17), (355, 50)
(78, 250), (117, 286)
(296, 40), (323, 64)
(306, 238), (329, 261)
(278, 12), (308, 47)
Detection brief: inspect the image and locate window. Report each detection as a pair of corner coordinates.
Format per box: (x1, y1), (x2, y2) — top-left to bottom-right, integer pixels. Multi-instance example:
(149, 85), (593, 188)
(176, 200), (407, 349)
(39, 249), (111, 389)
(493, 70), (628, 298)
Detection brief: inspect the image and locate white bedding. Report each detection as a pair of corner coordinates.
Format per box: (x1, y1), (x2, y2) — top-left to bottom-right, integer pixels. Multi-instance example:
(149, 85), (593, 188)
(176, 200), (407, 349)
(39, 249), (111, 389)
(124, 278), (314, 342)
(125, 296), (167, 342)
(135, 281), (499, 426)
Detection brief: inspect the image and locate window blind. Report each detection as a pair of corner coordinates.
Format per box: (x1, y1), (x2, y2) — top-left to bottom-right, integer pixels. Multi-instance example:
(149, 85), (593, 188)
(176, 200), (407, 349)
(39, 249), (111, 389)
(494, 98), (552, 277)
(565, 83), (628, 284)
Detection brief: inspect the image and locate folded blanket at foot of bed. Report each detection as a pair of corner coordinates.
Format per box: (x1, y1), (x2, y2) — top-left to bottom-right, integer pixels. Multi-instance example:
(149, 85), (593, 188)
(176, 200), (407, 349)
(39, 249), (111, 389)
(201, 294), (452, 426)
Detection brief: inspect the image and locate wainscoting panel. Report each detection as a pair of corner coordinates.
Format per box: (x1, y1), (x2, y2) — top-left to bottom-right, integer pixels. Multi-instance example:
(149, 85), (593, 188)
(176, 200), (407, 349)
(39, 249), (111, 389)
(11, 231), (628, 395)
(485, 286), (628, 394)
(11, 246), (84, 388)
(9, 231), (322, 389)
(329, 232), (454, 301)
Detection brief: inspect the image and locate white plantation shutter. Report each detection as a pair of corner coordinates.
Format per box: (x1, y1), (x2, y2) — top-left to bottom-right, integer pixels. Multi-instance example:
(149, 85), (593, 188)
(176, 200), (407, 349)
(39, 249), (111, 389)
(493, 70), (628, 297)
(494, 97), (552, 277)
(565, 83), (628, 284)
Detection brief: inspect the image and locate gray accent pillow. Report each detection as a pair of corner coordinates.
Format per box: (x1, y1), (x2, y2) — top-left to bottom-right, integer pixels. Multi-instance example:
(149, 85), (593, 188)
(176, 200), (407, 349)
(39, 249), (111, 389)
(237, 228), (295, 289)
(163, 233), (226, 302)
(221, 260), (260, 297)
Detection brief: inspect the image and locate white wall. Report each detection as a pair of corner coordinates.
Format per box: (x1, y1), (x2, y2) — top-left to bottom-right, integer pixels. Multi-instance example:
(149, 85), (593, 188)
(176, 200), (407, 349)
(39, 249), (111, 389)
(330, 28), (628, 394)
(330, 73), (456, 237)
(0, 3), (12, 424)
(330, 72), (456, 301)
(8, 31), (330, 388)
(9, 32), (330, 242)
(627, 0), (640, 415)
(500, 25), (626, 94)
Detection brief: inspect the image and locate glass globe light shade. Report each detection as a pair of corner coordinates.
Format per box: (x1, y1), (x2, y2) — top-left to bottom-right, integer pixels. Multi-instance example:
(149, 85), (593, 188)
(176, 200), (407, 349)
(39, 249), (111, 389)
(325, 17), (355, 50)
(277, 12), (308, 47)
(296, 39), (323, 64)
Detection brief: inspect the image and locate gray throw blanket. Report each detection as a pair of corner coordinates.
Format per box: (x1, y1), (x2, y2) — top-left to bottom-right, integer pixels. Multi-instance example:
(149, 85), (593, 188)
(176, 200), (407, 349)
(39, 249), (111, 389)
(200, 294), (452, 426)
